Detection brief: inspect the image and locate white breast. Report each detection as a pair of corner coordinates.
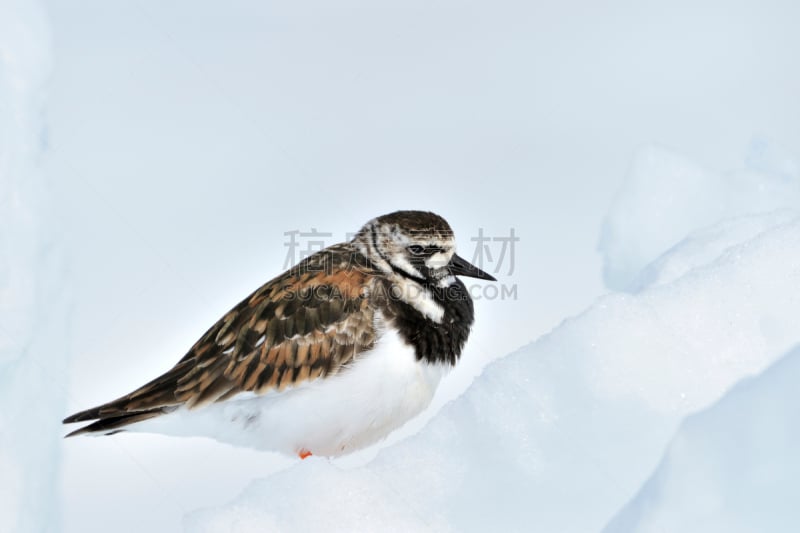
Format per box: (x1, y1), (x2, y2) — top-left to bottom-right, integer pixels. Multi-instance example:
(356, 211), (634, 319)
(131, 325), (451, 457)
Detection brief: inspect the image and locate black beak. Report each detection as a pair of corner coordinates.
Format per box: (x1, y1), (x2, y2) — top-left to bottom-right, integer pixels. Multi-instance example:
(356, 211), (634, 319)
(448, 254), (497, 281)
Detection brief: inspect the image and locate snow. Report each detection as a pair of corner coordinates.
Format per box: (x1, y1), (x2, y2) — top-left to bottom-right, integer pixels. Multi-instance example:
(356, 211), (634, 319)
(0, 1), (68, 531)
(598, 143), (800, 291)
(604, 346), (800, 533)
(631, 210), (799, 291)
(185, 203), (800, 529)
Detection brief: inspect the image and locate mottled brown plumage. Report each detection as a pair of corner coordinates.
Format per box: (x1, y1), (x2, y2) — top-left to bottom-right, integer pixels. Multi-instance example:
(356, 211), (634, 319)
(63, 243), (380, 435)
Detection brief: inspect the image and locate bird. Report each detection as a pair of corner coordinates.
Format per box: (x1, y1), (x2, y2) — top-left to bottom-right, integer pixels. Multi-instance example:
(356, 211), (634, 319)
(63, 210), (496, 458)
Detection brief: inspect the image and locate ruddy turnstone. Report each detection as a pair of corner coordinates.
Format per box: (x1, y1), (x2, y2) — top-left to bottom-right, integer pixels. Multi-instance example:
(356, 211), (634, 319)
(64, 210), (495, 458)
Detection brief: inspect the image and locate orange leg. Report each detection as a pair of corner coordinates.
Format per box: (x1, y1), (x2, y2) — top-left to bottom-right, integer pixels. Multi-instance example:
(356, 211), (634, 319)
(298, 449), (312, 460)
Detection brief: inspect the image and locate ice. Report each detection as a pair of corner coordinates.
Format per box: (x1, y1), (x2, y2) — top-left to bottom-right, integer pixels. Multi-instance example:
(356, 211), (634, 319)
(185, 206), (800, 531)
(598, 143), (800, 291)
(0, 1), (68, 531)
(604, 346), (800, 533)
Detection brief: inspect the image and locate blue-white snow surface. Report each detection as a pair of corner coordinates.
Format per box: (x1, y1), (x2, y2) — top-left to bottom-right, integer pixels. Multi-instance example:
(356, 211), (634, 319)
(0, 1), (68, 531)
(604, 346), (800, 533)
(186, 204), (800, 529)
(599, 143), (800, 291)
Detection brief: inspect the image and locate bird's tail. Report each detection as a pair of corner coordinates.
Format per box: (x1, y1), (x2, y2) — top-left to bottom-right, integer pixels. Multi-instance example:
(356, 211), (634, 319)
(63, 407), (170, 437)
(62, 361), (191, 437)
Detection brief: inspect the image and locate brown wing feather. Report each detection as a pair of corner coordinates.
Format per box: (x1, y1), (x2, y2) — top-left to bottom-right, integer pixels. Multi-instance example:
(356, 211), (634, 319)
(63, 245), (378, 432)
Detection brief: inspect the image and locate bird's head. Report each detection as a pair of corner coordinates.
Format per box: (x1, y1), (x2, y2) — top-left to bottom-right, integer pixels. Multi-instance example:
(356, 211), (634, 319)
(355, 210), (496, 285)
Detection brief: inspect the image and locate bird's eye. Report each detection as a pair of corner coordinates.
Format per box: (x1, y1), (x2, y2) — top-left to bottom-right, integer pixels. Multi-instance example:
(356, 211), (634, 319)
(407, 245), (425, 255)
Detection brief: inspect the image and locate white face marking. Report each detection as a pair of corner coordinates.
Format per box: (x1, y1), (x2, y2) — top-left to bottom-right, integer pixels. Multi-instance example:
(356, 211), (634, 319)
(390, 254), (424, 279)
(425, 251), (452, 270)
